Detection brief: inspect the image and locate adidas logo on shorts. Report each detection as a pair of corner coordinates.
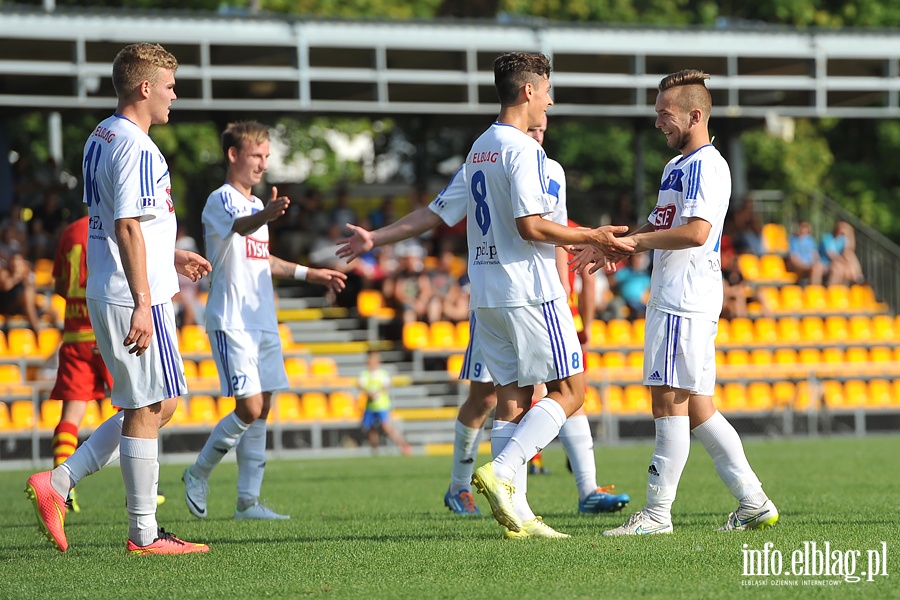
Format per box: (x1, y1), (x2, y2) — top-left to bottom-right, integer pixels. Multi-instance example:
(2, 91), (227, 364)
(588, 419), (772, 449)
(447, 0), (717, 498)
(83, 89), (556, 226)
(648, 370), (662, 382)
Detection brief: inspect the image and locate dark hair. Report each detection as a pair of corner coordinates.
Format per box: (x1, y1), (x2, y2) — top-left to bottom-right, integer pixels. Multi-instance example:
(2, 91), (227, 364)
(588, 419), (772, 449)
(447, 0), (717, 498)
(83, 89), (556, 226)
(658, 69), (712, 117)
(221, 121), (270, 159)
(493, 52), (552, 105)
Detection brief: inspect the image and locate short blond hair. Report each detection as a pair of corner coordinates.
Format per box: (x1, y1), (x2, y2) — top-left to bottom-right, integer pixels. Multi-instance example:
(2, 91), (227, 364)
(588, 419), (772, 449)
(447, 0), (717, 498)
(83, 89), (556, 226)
(221, 121), (270, 159)
(112, 43), (178, 99)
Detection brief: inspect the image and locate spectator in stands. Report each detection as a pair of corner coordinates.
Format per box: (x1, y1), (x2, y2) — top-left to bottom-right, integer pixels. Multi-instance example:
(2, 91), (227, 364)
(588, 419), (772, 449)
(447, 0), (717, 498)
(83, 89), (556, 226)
(330, 187), (357, 233)
(820, 220), (864, 286)
(721, 248), (749, 319)
(368, 194), (396, 230)
(787, 221), (824, 285)
(607, 252), (651, 320)
(382, 241), (433, 323)
(0, 247), (42, 332)
(730, 195), (764, 255)
(358, 349), (411, 455)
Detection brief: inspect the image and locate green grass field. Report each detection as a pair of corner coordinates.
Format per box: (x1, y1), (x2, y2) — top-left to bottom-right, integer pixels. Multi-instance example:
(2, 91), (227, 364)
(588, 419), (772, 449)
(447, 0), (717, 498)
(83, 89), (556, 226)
(1, 435), (897, 599)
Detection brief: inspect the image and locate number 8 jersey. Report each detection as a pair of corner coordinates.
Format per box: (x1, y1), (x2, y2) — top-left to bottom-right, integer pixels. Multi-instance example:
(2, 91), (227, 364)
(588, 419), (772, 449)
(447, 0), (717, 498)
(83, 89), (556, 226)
(440, 122), (564, 309)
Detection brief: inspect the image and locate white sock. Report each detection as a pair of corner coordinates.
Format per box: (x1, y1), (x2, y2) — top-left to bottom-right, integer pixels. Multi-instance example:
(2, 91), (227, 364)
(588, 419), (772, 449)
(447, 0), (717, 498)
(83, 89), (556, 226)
(192, 412), (249, 480)
(491, 421), (534, 522)
(691, 411), (767, 509)
(450, 420), (483, 494)
(643, 416), (690, 524)
(236, 419), (267, 509)
(493, 398), (566, 482)
(559, 415), (598, 501)
(120, 436), (159, 547)
(54, 411), (124, 496)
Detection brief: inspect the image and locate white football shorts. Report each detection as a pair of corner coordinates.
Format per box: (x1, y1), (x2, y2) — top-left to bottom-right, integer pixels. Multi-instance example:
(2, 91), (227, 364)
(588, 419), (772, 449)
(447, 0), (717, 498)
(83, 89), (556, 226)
(459, 312), (493, 384)
(209, 328), (289, 399)
(472, 297), (584, 387)
(88, 298), (187, 409)
(643, 305), (717, 396)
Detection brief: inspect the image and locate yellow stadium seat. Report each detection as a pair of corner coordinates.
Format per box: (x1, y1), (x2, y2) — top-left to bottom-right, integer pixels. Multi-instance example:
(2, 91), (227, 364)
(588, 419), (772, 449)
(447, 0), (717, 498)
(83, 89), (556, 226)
(827, 285), (851, 311)
(760, 254), (794, 283)
(869, 347), (893, 363)
(583, 386), (602, 414)
(10, 400), (34, 429)
(799, 348), (821, 364)
(180, 324), (210, 354)
(310, 356), (338, 377)
(603, 351), (626, 368)
(627, 351), (643, 368)
(590, 320), (607, 346)
(329, 391), (360, 419)
(7, 328), (37, 356)
(301, 392), (329, 420)
(738, 254), (760, 281)
(0, 401), (10, 429)
(182, 359), (198, 380)
(100, 399), (117, 420)
(821, 347), (844, 363)
(729, 318), (754, 344)
(455, 320), (470, 349)
(893, 380), (900, 405)
(632, 319), (645, 343)
(844, 347), (869, 363)
(50, 294), (66, 325)
(801, 316), (825, 342)
(38, 328), (62, 355)
(747, 382), (773, 410)
(867, 379), (892, 406)
(447, 354), (464, 378)
(754, 317), (778, 344)
(716, 319), (730, 344)
(284, 357), (309, 379)
(402, 321), (429, 350)
(777, 317), (802, 343)
(843, 380), (868, 407)
(606, 319), (632, 345)
(602, 384), (623, 413)
(586, 352), (602, 371)
(217, 396), (236, 419)
(871, 315), (895, 341)
(429, 321), (457, 349)
(723, 382), (747, 411)
(279, 324), (298, 351)
(357, 289), (395, 319)
(848, 315), (872, 340)
(0, 331), (7, 355)
(0, 364), (22, 383)
(189, 395), (218, 424)
(750, 348), (773, 365)
(623, 385), (649, 413)
(34, 258), (55, 287)
(774, 348), (798, 365)
(166, 398), (189, 426)
(82, 400), (103, 428)
(756, 287), (780, 313)
(822, 380), (844, 407)
(276, 393), (303, 422)
(824, 316), (848, 341)
(40, 399), (63, 429)
(727, 349), (750, 366)
(773, 381), (795, 407)
(850, 284), (876, 309)
(762, 223), (790, 254)
(794, 381), (817, 410)
(715, 349), (726, 365)
(198, 359), (219, 380)
(779, 286), (804, 312)
(804, 285), (828, 311)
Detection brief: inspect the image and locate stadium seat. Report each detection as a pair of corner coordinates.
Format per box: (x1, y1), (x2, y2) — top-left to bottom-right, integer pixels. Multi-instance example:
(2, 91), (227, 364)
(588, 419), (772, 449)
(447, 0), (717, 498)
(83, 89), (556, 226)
(827, 285), (851, 311)
(777, 316), (802, 343)
(10, 400), (34, 429)
(867, 379), (892, 406)
(188, 395), (218, 424)
(726, 349), (751, 366)
(747, 382), (774, 410)
(804, 285), (828, 311)
(166, 398), (189, 426)
(601, 384), (623, 413)
(180, 324), (210, 354)
(586, 352), (602, 370)
(772, 381), (796, 407)
(310, 356), (338, 378)
(50, 294), (66, 326)
(632, 319), (645, 342)
(762, 223), (790, 254)
(799, 347), (822, 364)
(716, 319), (730, 344)
(446, 354), (464, 378)
(821, 380), (845, 407)
(357, 289), (395, 319)
(590, 320), (607, 346)
(329, 391), (360, 419)
(100, 399), (117, 420)
(0, 401), (10, 429)
(39, 399), (63, 429)
(402, 321), (429, 350)
(0, 364), (22, 383)
(198, 359), (219, 380)
(801, 316), (825, 342)
(842, 380), (868, 407)
(722, 382), (747, 411)
(0, 331), (7, 355)
(38, 328), (62, 356)
(81, 400), (103, 428)
(182, 359), (198, 380)
(606, 319), (633, 345)
(824, 316), (848, 340)
(737, 254), (760, 281)
(871, 315), (895, 340)
(794, 381), (817, 410)
(626, 351), (643, 368)
(779, 286), (804, 312)
(848, 315), (872, 340)
(729, 318), (754, 344)
(7, 329), (37, 356)
(300, 392), (329, 420)
(276, 393), (303, 422)
(279, 324), (299, 351)
(756, 287), (780, 313)
(821, 347), (844, 363)
(583, 385), (602, 414)
(217, 396), (236, 419)
(869, 347), (893, 363)
(623, 385), (649, 413)
(754, 317), (778, 344)
(454, 320), (470, 349)
(602, 351), (626, 368)
(844, 347), (869, 363)
(774, 348), (798, 365)
(34, 258), (54, 288)
(428, 321), (457, 349)
(750, 348), (773, 365)
(284, 357), (309, 379)
(760, 254), (795, 283)
(850, 284), (876, 309)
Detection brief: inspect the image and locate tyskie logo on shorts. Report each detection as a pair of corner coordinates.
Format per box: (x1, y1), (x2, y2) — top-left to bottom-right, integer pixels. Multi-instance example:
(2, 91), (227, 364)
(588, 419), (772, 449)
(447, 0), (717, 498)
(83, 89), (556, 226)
(246, 236), (269, 260)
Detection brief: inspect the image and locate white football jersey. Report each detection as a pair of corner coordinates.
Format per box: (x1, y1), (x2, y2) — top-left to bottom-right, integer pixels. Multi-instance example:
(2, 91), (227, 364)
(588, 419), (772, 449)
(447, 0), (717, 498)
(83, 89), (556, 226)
(83, 114), (178, 307)
(465, 123), (564, 308)
(646, 144), (730, 320)
(202, 183), (277, 332)
(546, 157), (567, 226)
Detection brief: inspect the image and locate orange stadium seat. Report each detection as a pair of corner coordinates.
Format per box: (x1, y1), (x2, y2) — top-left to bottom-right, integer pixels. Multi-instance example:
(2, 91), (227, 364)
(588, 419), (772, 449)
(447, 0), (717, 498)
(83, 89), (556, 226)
(762, 223), (790, 254)
(586, 352), (602, 371)
(0, 331), (7, 355)
(301, 392), (329, 420)
(754, 317), (778, 344)
(279, 324), (298, 351)
(402, 322), (429, 350)
(756, 287), (780, 313)
(447, 354), (464, 378)
(50, 294), (66, 325)
(329, 391), (360, 420)
(39, 399), (63, 429)
(81, 401), (103, 428)
(34, 258), (54, 288)
(38, 328), (62, 355)
(726, 349), (751, 366)
(729, 318), (754, 344)
(276, 393), (302, 422)
(583, 386), (601, 414)
(632, 319), (645, 342)
(794, 381), (817, 410)
(779, 285), (805, 312)
(590, 321), (607, 346)
(0, 364), (22, 383)
(10, 400), (34, 429)
(182, 359), (198, 380)
(180, 325), (210, 354)
(869, 347), (893, 363)
(189, 395), (218, 424)
(7, 329), (37, 356)
(100, 399), (117, 420)
(716, 319), (730, 344)
(738, 254), (760, 281)
(627, 351), (643, 369)
(428, 321), (457, 349)
(850, 284), (876, 309)
(760, 254), (794, 283)
(310, 357), (338, 378)
(217, 396), (236, 419)
(822, 380), (845, 407)
(867, 379), (892, 406)
(165, 398), (189, 426)
(198, 359), (219, 380)
(357, 289), (395, 319)
(285, 357), (309, 379)
(455, 320), (470, 349)
(606, 319), (633, 346)
(623, 385), (650, 413)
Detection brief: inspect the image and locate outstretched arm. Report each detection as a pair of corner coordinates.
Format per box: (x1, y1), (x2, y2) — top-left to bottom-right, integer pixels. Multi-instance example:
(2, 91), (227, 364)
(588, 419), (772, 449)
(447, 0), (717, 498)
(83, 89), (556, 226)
(270, 255), (347, 293)
(336, 207), (443, 263)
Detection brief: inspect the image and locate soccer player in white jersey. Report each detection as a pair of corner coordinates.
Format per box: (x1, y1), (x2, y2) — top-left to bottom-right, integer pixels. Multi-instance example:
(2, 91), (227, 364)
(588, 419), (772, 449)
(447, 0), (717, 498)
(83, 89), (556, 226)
(25, 43), (212, 554)
(572, 70), (779, 536)
(183, 122), (346, 521)
(335, 118), (630, 525)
